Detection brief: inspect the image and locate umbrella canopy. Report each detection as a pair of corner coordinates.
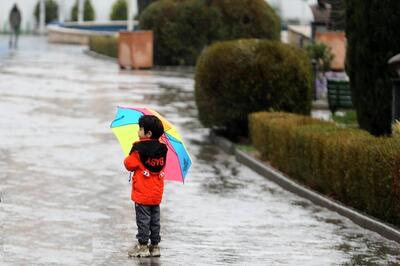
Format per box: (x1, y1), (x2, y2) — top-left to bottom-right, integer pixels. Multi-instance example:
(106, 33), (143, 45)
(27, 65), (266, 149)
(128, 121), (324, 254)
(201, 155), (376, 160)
(111, 106), (192, 183)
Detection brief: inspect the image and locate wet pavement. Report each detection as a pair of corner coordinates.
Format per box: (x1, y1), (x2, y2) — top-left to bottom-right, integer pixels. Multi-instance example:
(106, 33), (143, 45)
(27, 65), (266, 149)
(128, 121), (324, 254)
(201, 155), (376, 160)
(0, 36), (400, 265)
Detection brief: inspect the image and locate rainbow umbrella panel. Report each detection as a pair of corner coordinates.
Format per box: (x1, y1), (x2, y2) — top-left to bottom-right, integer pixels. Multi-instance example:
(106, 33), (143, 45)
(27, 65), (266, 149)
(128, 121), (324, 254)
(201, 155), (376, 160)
(111, 107), (192, 183)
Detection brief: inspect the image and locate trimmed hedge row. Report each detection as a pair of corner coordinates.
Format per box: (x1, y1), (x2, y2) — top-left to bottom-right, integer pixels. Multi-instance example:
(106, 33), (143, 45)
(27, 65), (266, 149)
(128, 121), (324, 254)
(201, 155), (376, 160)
(88, 35), (118, 58)
(249, 112), (400, 226)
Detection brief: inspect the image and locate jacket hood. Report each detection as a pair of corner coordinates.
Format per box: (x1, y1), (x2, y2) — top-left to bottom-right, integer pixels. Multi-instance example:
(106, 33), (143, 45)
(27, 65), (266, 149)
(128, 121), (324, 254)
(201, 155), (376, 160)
(130, 140), (168, 173)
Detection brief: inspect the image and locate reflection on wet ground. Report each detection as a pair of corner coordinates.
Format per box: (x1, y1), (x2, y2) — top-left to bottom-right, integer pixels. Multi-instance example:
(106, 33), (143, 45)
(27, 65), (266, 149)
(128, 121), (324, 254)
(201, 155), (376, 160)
(0, 36), (400, 265)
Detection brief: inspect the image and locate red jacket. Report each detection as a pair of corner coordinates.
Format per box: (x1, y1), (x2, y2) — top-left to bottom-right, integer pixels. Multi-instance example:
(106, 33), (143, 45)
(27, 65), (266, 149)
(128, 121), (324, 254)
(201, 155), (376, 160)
(124, 139), (168, 205)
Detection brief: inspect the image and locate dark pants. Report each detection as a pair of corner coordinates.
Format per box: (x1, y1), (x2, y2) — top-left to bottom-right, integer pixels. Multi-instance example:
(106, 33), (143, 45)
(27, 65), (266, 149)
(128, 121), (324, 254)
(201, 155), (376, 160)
(9, 28), (19, 49)
(135, 203), (161, 245)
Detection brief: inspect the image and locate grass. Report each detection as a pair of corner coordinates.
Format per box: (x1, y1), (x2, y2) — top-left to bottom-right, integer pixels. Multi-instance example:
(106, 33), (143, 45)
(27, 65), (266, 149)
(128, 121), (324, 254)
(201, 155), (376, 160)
(236, 144), (257, 153)
(332, 110), (358, 127)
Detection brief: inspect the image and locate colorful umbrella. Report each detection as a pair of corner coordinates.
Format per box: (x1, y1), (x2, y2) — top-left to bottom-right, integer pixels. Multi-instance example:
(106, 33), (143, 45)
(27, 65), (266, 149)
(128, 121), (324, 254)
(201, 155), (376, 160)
(110, 106), (192, 183)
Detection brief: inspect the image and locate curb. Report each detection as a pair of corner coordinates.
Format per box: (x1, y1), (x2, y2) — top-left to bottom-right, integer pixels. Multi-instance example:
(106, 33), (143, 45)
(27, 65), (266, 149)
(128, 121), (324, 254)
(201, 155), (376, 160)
(210, 130), (400, 244)
(84, 50), (195, 78)
(84, 49), (117, 63)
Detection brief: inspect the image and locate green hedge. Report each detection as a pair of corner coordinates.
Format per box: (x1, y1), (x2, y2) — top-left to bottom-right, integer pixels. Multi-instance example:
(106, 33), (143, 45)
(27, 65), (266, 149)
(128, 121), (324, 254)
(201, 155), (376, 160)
(139, 0), (280, 65)
(195, 39), (312, 139)
(249, 111), (400, 226)
(88, 35), (118, 58)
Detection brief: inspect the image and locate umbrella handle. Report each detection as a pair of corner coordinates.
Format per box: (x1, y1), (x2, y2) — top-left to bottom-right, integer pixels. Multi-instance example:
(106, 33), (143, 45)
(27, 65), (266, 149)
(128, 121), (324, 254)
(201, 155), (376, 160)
(129, 172), (132, 183)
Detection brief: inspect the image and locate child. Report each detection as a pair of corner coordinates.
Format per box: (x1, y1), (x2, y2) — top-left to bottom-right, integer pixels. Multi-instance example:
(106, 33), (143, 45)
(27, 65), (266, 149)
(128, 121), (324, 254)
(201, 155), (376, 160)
(124, 115), (168, 258)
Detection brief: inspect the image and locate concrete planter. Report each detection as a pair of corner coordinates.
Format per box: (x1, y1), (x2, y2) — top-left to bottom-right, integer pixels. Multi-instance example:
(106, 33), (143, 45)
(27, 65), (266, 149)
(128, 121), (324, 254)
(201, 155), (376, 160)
(118, 31), (154, 69)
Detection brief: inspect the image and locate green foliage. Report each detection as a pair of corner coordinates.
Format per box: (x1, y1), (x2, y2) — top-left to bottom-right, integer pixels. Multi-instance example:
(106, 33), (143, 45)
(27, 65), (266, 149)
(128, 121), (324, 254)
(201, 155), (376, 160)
(249, 111), (400, 226)
(34, 0), (58, 24)
(195, 39), (312, 139)
(210, 0), (280, 41)
(71, 0), (95, 21)
(110, 0), (127, 20)
(326, 0), (345, 30)
(345, 0), (400, 136)
(305, 42), (334, 72)
(88, 35), (118, 58)
(139, 0), (222, 65)
(138, 0), (159, 15)
(331, 110), (358, 127)
(139, 0), (280, 66)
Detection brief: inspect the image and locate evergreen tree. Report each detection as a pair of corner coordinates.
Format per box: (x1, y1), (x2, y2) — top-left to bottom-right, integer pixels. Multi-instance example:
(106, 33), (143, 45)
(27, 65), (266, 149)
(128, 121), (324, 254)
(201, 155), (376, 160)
(326, 0), (345, 30)
(34, 0), (58, 24)
(71, 0), (95, 21)
(346, 0), (400, 135)
(110, 0), (127, 20)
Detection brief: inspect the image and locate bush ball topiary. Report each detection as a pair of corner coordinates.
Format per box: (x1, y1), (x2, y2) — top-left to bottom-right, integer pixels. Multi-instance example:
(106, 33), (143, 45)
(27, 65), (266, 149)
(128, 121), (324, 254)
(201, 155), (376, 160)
(139, 0), (221, 65)
(139, 0), (280, 66)
(195, 39), (312, 139)
(210, 0), (280, 41)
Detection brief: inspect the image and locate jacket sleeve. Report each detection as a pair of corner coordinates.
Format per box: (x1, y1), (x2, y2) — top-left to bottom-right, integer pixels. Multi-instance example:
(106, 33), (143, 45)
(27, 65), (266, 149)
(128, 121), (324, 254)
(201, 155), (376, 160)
(124, 151), (141, 172)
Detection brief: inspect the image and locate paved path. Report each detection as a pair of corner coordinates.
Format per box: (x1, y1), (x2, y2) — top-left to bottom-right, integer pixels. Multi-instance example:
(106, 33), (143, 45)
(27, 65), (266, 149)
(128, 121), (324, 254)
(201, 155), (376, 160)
(0, 36), (399, 265)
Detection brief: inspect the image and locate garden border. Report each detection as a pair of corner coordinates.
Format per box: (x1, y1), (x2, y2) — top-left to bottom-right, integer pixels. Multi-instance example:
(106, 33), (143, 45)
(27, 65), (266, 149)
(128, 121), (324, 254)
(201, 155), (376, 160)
(210, 130), (400, 244)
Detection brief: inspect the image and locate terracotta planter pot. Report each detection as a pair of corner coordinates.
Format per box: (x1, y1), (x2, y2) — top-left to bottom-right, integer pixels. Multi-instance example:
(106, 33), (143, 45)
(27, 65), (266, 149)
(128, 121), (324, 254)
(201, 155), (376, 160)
(315, 31), (346, 71)
(118, 31), (154, 69)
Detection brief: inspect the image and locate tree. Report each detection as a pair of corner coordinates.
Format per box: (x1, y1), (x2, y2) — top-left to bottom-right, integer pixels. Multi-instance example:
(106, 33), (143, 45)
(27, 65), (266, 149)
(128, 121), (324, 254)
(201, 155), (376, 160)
(34, 0), (59, 24)
(346, 0), (400, 135)
(326, 0), (345, 30)
(110, 0), (127, 20)
(71, 0), (95, 21)
(305, 43), (334, 73)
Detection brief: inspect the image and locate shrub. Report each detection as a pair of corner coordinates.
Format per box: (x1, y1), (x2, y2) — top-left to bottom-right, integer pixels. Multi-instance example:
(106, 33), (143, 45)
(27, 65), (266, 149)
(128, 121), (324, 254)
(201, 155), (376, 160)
(346, 0), (400, 136)
(195, 39), (312, 139)
(110, 0), (127, 20)
(34, 0), (58, 24)
(71, 0), (95, 21)
(89, 35), (118, 58)
(138, 0), (159, 16)
(210, 0), (280, 41)
(139, 0), (280, 65)
(139, 0), (221, 65)
(249, 111), (400, 226)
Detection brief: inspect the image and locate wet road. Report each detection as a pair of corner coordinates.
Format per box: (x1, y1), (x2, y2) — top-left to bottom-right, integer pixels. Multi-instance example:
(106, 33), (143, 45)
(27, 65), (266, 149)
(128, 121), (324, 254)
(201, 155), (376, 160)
(1, 37), (400, 265)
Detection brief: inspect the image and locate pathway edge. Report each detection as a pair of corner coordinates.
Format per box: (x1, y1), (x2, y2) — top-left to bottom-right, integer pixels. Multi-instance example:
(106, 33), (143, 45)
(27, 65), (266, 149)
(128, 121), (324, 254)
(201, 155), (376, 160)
(210, 130), (400, 244)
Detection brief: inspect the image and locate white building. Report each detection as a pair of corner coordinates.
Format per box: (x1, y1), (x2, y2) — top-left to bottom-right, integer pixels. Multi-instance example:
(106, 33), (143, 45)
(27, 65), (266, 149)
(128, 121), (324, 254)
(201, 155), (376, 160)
(0, 0), (139, 33)
(0, 0), (316, 34)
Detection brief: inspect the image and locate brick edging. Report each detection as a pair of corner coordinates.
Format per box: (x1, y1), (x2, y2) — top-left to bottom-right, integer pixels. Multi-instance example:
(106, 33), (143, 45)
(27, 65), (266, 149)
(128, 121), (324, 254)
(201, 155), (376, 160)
(210, 131), (400, 244)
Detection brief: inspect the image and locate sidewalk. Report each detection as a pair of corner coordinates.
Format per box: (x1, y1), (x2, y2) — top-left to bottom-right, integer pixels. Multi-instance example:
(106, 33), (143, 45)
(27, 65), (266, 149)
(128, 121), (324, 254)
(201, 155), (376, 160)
(210, 131), (400, 244)
(1, 36), (399, 265)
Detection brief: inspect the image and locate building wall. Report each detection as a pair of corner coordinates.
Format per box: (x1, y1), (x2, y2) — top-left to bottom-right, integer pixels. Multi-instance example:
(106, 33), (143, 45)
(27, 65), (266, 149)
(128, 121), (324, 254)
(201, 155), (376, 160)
(0, 0), (139, 33)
